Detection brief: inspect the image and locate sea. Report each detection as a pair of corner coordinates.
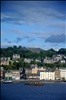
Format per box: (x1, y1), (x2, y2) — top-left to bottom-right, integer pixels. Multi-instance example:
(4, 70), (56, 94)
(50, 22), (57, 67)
(1, 82), (66, 100)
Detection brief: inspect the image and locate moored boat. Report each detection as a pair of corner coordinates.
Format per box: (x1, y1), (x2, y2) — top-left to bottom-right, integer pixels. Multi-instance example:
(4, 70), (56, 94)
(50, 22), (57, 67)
(3, 80), (13, 84)
(25, 82), (44, 86)
(2, 77), (13, 84)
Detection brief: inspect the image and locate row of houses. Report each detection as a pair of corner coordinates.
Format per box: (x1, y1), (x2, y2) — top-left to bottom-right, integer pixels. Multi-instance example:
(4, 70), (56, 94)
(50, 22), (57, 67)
(24, 55), (66, 64)
(40, 68), (66, 80)
(0, 54), (66, 66)
(0, 67), (66, 81)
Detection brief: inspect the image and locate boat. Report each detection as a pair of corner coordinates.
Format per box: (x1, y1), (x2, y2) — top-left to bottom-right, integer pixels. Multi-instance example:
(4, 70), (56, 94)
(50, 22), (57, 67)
(25, 82), (44, 86)
(2, 77), (13, 84)
(3, 80), (12, 84)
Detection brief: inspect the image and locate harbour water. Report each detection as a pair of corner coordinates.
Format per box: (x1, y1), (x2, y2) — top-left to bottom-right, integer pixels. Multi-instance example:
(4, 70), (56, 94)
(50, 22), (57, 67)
(1, 82), (66, 100)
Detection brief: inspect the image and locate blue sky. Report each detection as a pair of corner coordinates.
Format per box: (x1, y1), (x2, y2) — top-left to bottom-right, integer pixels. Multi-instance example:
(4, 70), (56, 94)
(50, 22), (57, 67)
(1, 1), (66, 50)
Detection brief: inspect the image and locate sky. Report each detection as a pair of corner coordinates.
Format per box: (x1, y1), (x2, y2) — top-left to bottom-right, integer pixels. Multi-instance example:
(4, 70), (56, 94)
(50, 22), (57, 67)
(1, 1), (66, 50)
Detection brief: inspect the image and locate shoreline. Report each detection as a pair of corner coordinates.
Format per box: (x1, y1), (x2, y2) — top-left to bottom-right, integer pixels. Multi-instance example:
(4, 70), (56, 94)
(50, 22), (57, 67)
(1, 79), (65, 83)
(1, 79), (64, 83)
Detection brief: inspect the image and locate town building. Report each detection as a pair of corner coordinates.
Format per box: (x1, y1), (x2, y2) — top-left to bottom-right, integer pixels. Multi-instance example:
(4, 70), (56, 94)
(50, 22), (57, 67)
(26, 73), (40, 79)
(52, 55), (63, 62)
(32, 66), (46, 74)
(0, 57), (10, 61)
(43, 57), (54, 64)
(5, 70), (20, 80)
(40, 71), (55, 80)
(55, 68), (60, 80)
(35, 59), (41, 62)
(59, 68), (66, 80)
(5, 71), (12, 80)
(25, 68), (32, 74)
(13, 54), (20, 60)
(24, 58), (33, 63)
(11, 70), (20, 80)
(32, 67), (38, 74)
(60, 60), (66, 63)
(0, 57), (10, 65)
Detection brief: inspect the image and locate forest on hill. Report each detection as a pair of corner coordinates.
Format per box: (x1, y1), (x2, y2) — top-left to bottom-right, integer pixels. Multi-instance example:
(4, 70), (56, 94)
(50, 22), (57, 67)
(1, 45), (66, 59)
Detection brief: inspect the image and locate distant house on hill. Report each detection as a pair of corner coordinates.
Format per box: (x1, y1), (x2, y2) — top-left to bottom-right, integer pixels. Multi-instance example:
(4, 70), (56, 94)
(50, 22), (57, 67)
(0, 57), (10, 65)
(13, 54), (20, 60)
(24, 58), (33, 63)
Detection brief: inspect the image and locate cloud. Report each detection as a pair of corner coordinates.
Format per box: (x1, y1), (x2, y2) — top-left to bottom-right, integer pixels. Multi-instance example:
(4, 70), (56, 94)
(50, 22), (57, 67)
(12, 29), (23, 34)
(4, 39), (12, 43)
(23, 36), (35, 42)
(16, 37), (22, 43)
(45, 34), (66, 43)
(14, 36), (35, 43)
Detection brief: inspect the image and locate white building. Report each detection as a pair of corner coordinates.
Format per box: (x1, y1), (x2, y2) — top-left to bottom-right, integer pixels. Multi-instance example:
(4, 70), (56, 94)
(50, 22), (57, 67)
(53, 55), (62, 62)
(60, 60), (65, 63)
(40, 71), (55, 80)
(5, 70), (20, 80)
(13, 54), (20, 60)
(35, 59), (41, 62)
(24, 58), (33, 63)
(60, 69), (66, 80)
(11, 70), (20, 80)
(43, 57), (54, 64)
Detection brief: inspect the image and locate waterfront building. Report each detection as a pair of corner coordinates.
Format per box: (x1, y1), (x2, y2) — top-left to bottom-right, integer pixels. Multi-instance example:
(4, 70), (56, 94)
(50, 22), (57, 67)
(25, 68), (32, 74)
(26, 73), (40, 79)
(5, 71), (12, 80)
(5, 70), (20, 80)
(11, 70), (20, 80)
(32, 66), (45, 74)
(40, 71), (55, 80)
(59, 68), (66, 80)
(55, 68), (60, 80)
(32, 67), (38, 74)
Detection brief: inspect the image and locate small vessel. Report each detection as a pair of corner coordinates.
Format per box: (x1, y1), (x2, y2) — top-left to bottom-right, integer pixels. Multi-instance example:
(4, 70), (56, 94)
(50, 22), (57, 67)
(3, 80), (13, 84)
(25, 82), (44, 86)
(3, 77), (12, 84)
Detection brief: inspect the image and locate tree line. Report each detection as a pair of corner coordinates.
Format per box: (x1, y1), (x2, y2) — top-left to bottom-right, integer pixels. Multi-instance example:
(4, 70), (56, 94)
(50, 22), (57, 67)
(0, 46), (66, 70)
(1, 45), (66, 58)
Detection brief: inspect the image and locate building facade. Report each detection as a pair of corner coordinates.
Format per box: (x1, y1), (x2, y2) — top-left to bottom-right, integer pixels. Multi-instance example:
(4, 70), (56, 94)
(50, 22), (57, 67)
(5, 70), (20, 80)
(40, 71), (55, 80)
(55, 68), (60, 80)
(0, 57), (10, 65)
(13, 54), (20, 60)
(60, 69), (66, 80)
(5, 71), (12, 80)
(32, 67), (45, 74)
